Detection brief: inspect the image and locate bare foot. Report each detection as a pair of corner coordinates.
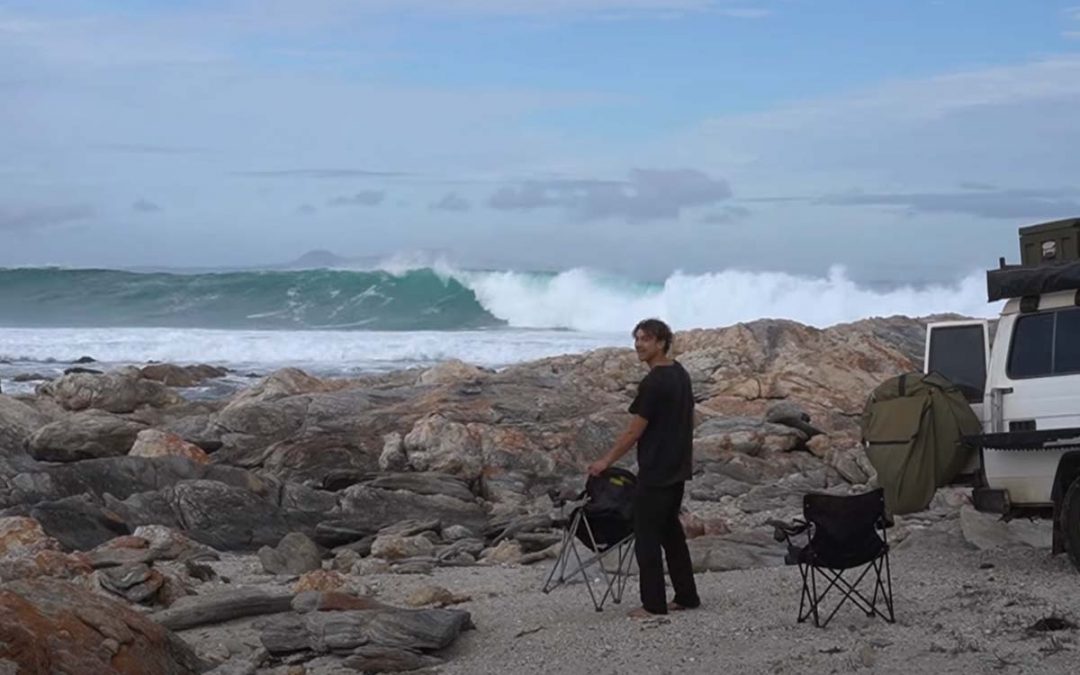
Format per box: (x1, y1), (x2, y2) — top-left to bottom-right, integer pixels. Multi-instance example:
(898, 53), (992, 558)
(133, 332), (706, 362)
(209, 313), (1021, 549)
(667, 601), (699, 611)
(627, 607), (658, 619)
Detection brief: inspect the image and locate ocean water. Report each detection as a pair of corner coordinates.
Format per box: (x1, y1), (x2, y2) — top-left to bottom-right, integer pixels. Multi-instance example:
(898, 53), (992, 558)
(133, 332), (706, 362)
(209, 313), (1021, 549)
(0, 263), (1000, 397)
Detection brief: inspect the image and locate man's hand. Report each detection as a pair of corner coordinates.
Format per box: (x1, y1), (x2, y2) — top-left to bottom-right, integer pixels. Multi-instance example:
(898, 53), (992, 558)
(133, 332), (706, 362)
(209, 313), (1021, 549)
(586, 415), (648, 478)
(587, 458), (611, 477)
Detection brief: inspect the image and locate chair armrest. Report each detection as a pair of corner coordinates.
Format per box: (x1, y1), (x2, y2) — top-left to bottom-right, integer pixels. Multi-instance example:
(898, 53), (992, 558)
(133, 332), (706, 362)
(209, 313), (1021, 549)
(766, 518), (809, 542)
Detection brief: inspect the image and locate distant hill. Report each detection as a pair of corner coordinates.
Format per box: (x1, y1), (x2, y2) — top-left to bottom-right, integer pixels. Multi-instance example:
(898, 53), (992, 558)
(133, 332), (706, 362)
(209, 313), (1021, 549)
(283, 249), (354, 268)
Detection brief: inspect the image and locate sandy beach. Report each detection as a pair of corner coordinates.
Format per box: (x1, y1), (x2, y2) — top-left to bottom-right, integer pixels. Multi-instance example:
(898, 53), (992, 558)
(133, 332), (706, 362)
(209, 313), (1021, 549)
(169, 511), (1080, 675)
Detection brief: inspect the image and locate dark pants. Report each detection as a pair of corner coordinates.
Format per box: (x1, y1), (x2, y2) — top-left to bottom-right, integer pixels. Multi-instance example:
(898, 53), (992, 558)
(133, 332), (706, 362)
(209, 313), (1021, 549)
(634, 481), (700, 614)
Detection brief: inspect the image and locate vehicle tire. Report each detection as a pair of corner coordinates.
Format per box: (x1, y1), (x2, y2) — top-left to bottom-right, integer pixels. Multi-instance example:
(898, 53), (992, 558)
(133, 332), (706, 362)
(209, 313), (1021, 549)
(1062, 477), (1080, 572)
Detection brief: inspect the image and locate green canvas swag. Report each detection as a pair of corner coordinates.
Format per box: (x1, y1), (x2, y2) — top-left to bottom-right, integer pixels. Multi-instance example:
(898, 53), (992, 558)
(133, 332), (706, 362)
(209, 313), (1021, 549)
(860, 372), (982, 515)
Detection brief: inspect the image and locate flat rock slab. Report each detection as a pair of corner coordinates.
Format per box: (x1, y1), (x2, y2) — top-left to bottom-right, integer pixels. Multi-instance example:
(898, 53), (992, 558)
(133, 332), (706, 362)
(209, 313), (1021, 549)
(688, 530), (788, 572)
(151, 587), (295, 631)
(260, 607), (473, 655)
(959, 506), (1052, 550)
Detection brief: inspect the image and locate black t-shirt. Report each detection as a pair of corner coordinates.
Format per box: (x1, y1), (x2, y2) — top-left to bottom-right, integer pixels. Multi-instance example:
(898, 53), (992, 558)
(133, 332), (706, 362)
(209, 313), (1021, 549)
(628, 360), (694, 486)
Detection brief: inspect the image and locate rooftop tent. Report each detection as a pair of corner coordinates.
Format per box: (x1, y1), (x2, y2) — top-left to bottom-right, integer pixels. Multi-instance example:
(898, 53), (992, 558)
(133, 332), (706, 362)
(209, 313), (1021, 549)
(860, 372), (981, 515)
(986, 261), (1080, 302)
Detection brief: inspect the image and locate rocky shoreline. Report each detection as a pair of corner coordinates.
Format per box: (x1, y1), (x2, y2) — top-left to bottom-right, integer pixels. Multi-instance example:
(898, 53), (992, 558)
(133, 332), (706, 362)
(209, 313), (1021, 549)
(3, 314), (1053, 674)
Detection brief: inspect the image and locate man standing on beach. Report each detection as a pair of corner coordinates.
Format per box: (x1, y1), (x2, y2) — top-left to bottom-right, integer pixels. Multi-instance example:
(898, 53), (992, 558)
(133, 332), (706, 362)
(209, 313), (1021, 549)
(587, 318), (701, 619)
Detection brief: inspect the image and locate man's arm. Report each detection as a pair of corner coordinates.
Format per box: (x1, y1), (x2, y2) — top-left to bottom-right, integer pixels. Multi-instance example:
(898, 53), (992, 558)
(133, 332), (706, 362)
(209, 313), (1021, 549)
(587, 415), (648, 476)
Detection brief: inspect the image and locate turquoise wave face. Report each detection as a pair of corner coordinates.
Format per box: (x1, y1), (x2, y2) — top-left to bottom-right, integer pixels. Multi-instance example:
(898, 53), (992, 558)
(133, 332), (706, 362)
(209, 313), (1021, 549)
(0, 268), (504, 330)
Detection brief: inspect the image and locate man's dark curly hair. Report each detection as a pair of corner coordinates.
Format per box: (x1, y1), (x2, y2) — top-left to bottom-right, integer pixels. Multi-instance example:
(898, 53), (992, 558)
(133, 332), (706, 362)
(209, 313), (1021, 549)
(633, 318), (674, 354)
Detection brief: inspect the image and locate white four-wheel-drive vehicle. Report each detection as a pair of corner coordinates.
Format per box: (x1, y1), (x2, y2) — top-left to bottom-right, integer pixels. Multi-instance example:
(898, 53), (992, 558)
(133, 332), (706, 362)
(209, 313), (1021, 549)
(924, 217), (1080, 568)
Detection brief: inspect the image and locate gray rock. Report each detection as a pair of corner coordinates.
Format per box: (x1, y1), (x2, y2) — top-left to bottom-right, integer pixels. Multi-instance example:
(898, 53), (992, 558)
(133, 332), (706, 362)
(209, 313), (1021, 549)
(140, 363), (228, 388)
(441, 524), (475, 541)
(688, 530), (787, 572)
(163, 413), (223, 452)
(312, 519), (377, 547)
(97, 477), (313, 552)
(24, 494), (131, 551)
(377, 518), (442, 538)
(150, 587), (295, 630)
(392, 560), (436, 575)
(379, 432), (408, 471)
(337, 485), (488, 533)
(368, 472), (475, 502)
(98, 562), (163, 603)
(257, 434), (380, 486)
(959, 506), (1052, 550)
(831, 447), (870, 485)
(694, 416), (808, 458)
(28, 410), (147, 462)
(37, 369), (183, 413)
(258, 532), (322, 575)
(489, 513), (553, 543)
(344, 646), (442, 672)
(371, 534), (435, 560)
(687, 473), (754, 501)
(735, 484), (804, 514)
(259, 607), (472, 655)
(87, 547), (155, 569)
(0, 395), (50, 455)
(0, 455), (262, 510)
(765, 401), (824, 437)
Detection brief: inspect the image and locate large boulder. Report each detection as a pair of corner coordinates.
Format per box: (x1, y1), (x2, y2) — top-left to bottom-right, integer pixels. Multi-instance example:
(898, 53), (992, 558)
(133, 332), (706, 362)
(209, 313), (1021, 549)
(0, 577), (205, 674)
(27, 494), (132, 551)
(0, 395), (50, 455)
(255, 434), (379, 486)
(140, 363), (228, 387)
(37, 368), (183, 413)
(402, 415), (482, 480)
(337, 485), (488, 533)
(693, 416), (809, 458)
(226, 367), (342, 405)
(0, 455), (273, 510)
(109, 480), (296, 551)
(259, 532), (323, 575)
(129, 429), (210, 465)
(417, 359), (487, 386)
(28, 410), (148, 462)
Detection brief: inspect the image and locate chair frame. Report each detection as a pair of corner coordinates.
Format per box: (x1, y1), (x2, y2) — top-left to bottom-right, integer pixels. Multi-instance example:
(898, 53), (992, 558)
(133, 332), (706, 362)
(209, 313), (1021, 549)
(541, 505), (636, 612)
(771, 493), (896, 628)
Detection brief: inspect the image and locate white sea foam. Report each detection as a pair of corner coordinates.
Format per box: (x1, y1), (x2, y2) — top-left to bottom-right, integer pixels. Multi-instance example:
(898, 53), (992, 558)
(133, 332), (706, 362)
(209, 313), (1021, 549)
(0, 327), (624, 372)
(457, 264), (1000, 331)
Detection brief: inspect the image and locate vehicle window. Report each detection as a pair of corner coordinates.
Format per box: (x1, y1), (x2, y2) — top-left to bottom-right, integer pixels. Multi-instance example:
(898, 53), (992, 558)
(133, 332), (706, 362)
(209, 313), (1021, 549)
(927, 324), (986, 402)
(1054, 307), (1080, 375)
(1008, 312), (1053, 378)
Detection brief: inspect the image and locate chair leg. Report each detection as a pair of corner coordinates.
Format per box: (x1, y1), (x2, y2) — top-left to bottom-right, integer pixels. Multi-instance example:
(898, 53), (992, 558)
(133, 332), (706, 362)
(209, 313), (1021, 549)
(598, 534), (635, 607)
(796, 563), (812, 624)
(882, 551), (895, 622)
(542, 511), (637, 612)
(809, 559), (895, 628)
(541, 512), (580, 593)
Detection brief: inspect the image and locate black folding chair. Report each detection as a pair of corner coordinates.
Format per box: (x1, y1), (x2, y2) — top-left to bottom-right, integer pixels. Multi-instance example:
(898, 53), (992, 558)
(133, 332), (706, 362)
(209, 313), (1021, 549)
(541, 468), (637, 612)
(769, 488), (895, 628)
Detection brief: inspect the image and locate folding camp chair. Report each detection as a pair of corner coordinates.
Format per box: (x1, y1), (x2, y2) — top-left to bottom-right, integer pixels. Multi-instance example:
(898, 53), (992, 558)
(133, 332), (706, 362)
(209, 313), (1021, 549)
(768, 488), (895, 628)
(541, 468), (637, 612)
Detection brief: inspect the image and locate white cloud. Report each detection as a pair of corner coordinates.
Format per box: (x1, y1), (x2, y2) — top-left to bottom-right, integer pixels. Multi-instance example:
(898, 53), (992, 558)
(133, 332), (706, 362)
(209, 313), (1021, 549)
(661, 55), (1080, 195)
(489, 168), (732, 221)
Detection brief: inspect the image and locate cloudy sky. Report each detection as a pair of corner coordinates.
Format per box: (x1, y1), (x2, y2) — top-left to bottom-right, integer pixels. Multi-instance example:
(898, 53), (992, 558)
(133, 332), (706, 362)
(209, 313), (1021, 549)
(3, 0), (1080, 282)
